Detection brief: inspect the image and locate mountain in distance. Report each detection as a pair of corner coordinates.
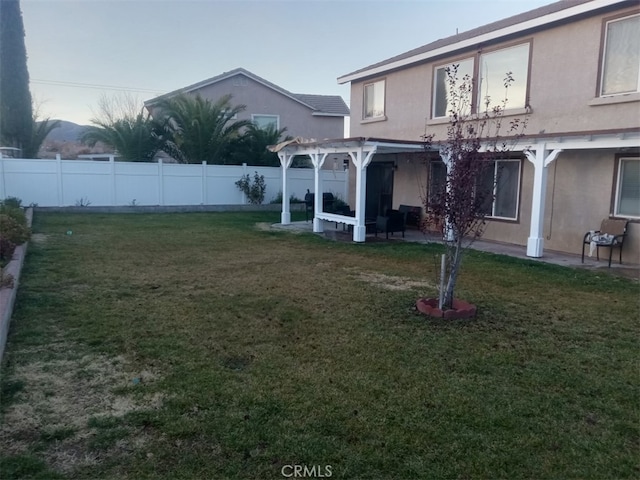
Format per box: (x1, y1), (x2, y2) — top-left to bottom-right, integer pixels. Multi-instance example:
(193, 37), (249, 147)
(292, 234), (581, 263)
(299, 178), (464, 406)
(38, 120), (114, 159)
(44, 120), (90, 143)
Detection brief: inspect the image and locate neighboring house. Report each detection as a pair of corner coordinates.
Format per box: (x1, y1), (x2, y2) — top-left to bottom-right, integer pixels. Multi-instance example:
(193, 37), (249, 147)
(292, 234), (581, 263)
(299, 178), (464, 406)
(144, 68), (349, 141)
(274, 0), (640, 263)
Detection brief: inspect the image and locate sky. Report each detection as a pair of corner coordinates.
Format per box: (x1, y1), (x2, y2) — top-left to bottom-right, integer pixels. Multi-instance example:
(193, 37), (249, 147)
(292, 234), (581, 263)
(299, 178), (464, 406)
(21, 0), (553, 125)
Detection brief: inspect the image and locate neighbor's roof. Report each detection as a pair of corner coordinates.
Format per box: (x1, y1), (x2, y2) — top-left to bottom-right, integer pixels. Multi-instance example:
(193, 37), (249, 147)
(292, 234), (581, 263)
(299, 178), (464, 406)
(338, 0), (630, 84)
(145, 68), (349, 116)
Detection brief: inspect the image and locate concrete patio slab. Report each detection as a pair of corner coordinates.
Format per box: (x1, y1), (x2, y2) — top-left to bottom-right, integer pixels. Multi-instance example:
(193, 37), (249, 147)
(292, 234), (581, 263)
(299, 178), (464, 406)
(271, 220), (640, 280)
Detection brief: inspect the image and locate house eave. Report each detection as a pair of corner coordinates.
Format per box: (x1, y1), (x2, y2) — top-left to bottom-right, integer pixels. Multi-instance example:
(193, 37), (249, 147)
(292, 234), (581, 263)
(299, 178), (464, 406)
(337, 0), (625, 85)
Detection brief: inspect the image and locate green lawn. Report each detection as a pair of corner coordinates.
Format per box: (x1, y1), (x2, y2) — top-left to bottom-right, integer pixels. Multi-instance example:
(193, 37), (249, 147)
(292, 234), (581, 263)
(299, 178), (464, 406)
(1, 212), (638, 479)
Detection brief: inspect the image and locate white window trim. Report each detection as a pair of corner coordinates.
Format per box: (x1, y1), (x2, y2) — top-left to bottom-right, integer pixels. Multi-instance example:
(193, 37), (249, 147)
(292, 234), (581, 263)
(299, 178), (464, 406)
(614, 157), (640, 219)
(432, 58), (475, 119)
(486, 159), (521, 221)
(599, 13), (640, 98)
(251, 114), (280, 129)
(362, 79), (386, 120)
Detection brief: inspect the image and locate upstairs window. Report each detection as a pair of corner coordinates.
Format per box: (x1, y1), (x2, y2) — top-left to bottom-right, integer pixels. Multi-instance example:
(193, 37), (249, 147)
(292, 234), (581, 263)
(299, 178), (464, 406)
(615, 157), (640, 218)
(433, 58), (474, 118)
(601, 14), (640, 96)
(363, 79), (385, 119)
(478, 43), (530, 111)
(252, 114), (279, 130)
(431, 42), (530, 119)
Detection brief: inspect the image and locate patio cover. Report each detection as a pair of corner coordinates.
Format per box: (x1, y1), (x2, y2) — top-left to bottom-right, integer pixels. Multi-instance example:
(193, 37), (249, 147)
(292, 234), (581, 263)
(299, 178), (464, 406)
(268, 131), (640, 255)
(268, 137), (429, 242)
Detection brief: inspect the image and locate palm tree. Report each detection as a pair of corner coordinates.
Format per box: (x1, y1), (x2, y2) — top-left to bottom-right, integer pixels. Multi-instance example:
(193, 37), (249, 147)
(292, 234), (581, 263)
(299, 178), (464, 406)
(155, 94), (250, 164)
(227, 123), (291, 166)
(81, 111), (165, 162)
(22, 115), (61, 158)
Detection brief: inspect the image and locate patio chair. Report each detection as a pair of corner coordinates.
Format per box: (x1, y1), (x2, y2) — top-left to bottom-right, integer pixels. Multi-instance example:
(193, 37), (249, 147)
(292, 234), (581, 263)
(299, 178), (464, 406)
(304, 191), (336, 222)
(399, 204), (422, 228)
(581, 218), (629, 267)
(304, 190), (313, 222)
(375, 209), (406, 239)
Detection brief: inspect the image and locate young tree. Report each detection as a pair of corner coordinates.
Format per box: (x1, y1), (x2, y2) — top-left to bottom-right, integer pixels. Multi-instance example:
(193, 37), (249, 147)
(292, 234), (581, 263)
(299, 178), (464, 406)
(0, 0), (33, 151)
(155, 94), (250, 164)
(424, 65), (527, 309)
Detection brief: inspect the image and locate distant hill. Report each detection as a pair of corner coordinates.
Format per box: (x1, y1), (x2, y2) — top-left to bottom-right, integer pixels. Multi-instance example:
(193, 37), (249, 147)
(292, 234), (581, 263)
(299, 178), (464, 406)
(39, 120), (113, 159)
(44, 120), (90, 143)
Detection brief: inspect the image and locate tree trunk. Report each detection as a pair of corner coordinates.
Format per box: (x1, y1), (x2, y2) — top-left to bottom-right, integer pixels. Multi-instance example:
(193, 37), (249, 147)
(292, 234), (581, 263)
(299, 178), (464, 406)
(442, 238), (464, 308)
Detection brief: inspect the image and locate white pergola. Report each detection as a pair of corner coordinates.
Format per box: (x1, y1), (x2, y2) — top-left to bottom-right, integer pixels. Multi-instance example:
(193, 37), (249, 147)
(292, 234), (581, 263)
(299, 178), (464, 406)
(269, 137), (427, 242)
(269, 132), (640, 257)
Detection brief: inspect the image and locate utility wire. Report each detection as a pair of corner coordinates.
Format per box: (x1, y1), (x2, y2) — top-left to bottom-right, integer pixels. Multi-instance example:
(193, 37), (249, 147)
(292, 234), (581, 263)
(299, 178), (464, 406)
(31, 78), (164, 95)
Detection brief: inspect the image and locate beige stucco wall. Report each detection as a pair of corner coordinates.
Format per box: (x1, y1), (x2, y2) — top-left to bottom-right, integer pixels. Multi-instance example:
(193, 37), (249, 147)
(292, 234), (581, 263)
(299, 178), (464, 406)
(347, 4), (639, 264)
(350, 5), (640, 141)
(385, 150), (640, 264)
(186, 75), (345, 140)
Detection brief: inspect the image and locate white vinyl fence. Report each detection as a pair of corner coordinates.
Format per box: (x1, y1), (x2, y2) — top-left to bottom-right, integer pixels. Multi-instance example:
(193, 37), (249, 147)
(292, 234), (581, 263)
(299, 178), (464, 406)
(0, 156), (348, 207)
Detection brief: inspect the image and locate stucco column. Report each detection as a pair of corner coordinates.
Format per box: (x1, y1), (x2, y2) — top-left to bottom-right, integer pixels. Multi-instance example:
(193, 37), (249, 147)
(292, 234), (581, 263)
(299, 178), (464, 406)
(278, 152), (294, 224)
(310, 152), (327, 232)
(525, 146), (562, 257)
(349, 146), (377, 242)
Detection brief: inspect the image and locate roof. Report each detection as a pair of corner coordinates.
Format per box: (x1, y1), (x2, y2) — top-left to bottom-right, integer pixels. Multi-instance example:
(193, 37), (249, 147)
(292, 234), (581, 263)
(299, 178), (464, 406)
(145, 68), (350, 116)
(338, 0), (630, 84)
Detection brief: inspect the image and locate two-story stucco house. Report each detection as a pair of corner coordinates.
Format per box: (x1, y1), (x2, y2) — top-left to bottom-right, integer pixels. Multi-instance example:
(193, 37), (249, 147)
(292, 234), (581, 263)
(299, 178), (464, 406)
(273, 0), (639, 264)
(144, 68), (349, 141)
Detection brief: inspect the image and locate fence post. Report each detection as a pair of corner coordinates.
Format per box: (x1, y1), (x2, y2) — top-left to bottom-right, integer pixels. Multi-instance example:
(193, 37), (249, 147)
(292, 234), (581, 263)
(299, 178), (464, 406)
(0, 153), (5, 200)
(202, 161), (207, 205)
(158, 159), (164, 205)
(109, 155), (116, 206)
(241, 162), (248, 204)
(56, 154), (63, 206)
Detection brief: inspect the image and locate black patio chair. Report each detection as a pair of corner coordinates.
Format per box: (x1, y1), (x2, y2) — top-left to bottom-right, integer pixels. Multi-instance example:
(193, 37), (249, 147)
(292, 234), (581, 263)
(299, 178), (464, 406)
(581, 218), (628, 267)
(375, 209), (407, 239)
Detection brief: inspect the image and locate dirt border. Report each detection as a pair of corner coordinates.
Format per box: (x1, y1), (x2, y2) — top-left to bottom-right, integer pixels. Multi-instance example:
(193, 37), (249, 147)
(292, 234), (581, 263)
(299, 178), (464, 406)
(0, 207), (32, 362)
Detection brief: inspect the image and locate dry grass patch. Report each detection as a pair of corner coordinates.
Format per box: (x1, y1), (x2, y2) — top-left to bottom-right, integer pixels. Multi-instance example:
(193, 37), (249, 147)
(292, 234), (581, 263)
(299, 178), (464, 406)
(1, 340), (164, 475)
(347, 267), (433, 291)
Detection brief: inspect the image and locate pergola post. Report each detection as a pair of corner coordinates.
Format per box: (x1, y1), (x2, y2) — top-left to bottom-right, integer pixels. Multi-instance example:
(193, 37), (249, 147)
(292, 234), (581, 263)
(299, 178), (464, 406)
(525, 145), (562, 257)
(310, 151), (328, 233)
(278, 152), (294, 224)
(349, 146), (377, 242)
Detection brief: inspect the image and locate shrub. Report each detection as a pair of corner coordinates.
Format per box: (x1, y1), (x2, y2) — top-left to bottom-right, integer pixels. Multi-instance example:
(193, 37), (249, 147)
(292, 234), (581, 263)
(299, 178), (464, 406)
(235, 172), (266, 205)
(0, 237), (16, 265)
(0, 205), (27, 227)
(1, 197), (22, 208)
(0, 214), (30, 246)
(269, 191), (304, 204)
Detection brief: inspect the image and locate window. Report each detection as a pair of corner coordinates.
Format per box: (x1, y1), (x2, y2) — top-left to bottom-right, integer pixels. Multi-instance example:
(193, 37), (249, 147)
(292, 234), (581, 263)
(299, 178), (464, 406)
(363, 80), (385, 119)
(484, 159), (521, 219)
(252, 114), (279, 130)
(478, 43), (529, 111)
(615, 157), (640, 217)
(433, 58), (474, 118)
(431, 43), (530, 119)
(428, 158), (521, 220)
(601, 14), (640, 96)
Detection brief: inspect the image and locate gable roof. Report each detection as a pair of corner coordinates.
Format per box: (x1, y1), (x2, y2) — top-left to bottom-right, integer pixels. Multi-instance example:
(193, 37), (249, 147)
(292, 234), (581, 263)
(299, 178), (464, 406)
(338, 0), (630, 84)
(145, 68), (349, 116)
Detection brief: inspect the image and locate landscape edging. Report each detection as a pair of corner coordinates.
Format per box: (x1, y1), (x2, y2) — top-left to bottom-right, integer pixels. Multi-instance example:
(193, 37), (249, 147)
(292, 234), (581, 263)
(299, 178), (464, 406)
(0, 207), (33, 363)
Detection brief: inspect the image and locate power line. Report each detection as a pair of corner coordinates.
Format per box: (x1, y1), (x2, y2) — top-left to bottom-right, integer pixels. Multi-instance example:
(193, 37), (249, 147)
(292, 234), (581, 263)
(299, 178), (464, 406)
(31, 78), (164, 95)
